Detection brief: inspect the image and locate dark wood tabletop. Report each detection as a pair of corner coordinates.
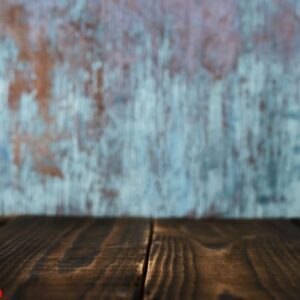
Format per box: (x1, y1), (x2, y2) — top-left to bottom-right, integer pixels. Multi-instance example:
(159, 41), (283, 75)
(0, 217), (300, 299)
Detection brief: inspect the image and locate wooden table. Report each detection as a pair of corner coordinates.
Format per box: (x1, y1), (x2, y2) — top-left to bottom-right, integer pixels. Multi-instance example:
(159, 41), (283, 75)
(1, 217), (300, 299)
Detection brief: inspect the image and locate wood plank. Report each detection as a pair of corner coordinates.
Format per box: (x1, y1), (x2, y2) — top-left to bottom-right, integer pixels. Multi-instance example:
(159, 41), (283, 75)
(0, 216), (16, 227)
(0, 219), (7, 227)
(0, 217), (151, 300)
(144, 219), (300, 300)
(291, 219), (300, 229)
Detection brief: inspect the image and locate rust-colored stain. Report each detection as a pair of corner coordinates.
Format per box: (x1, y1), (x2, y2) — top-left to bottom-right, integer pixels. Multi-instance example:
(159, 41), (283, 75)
(93, 67), (104, 117)
(12, 130), (22, 166)
(35, 162), (64, 179)
(101, 189), (119, 200)
(254, 1), (300, 61)
(2, 4), (31, 111)
(33, 35), (53, 123)
(8, 71), (31, 111)
(12, 131), (65, 178)
(3, 4), (53, 121)
(59, 18), (104, 119)
(272, 5), (300, 60)
(200, 0), (242, 79)
(2, 4), (31, 61)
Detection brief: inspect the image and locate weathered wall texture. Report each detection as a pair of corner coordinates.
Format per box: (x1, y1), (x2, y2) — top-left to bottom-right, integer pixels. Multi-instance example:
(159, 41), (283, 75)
(0, 0), (300, 217)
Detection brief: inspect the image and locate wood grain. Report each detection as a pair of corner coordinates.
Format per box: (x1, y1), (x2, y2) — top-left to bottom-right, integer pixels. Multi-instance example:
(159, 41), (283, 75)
(144, 219), (300, 300)
(0, 217), (151, 300)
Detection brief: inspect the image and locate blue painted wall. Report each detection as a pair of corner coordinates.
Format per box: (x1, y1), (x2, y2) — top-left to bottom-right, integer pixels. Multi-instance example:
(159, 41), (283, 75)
(0, 0), (300, 217)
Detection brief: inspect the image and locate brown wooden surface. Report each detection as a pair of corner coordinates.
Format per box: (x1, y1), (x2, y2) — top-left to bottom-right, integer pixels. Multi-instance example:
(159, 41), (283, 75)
(145, 219), (300, 300)
(0, 217), (151, 300)
(1, 218), (300, 299)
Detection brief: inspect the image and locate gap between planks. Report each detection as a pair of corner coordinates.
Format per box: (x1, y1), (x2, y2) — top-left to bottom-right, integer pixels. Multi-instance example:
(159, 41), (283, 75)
(139, 219), (154, 300)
